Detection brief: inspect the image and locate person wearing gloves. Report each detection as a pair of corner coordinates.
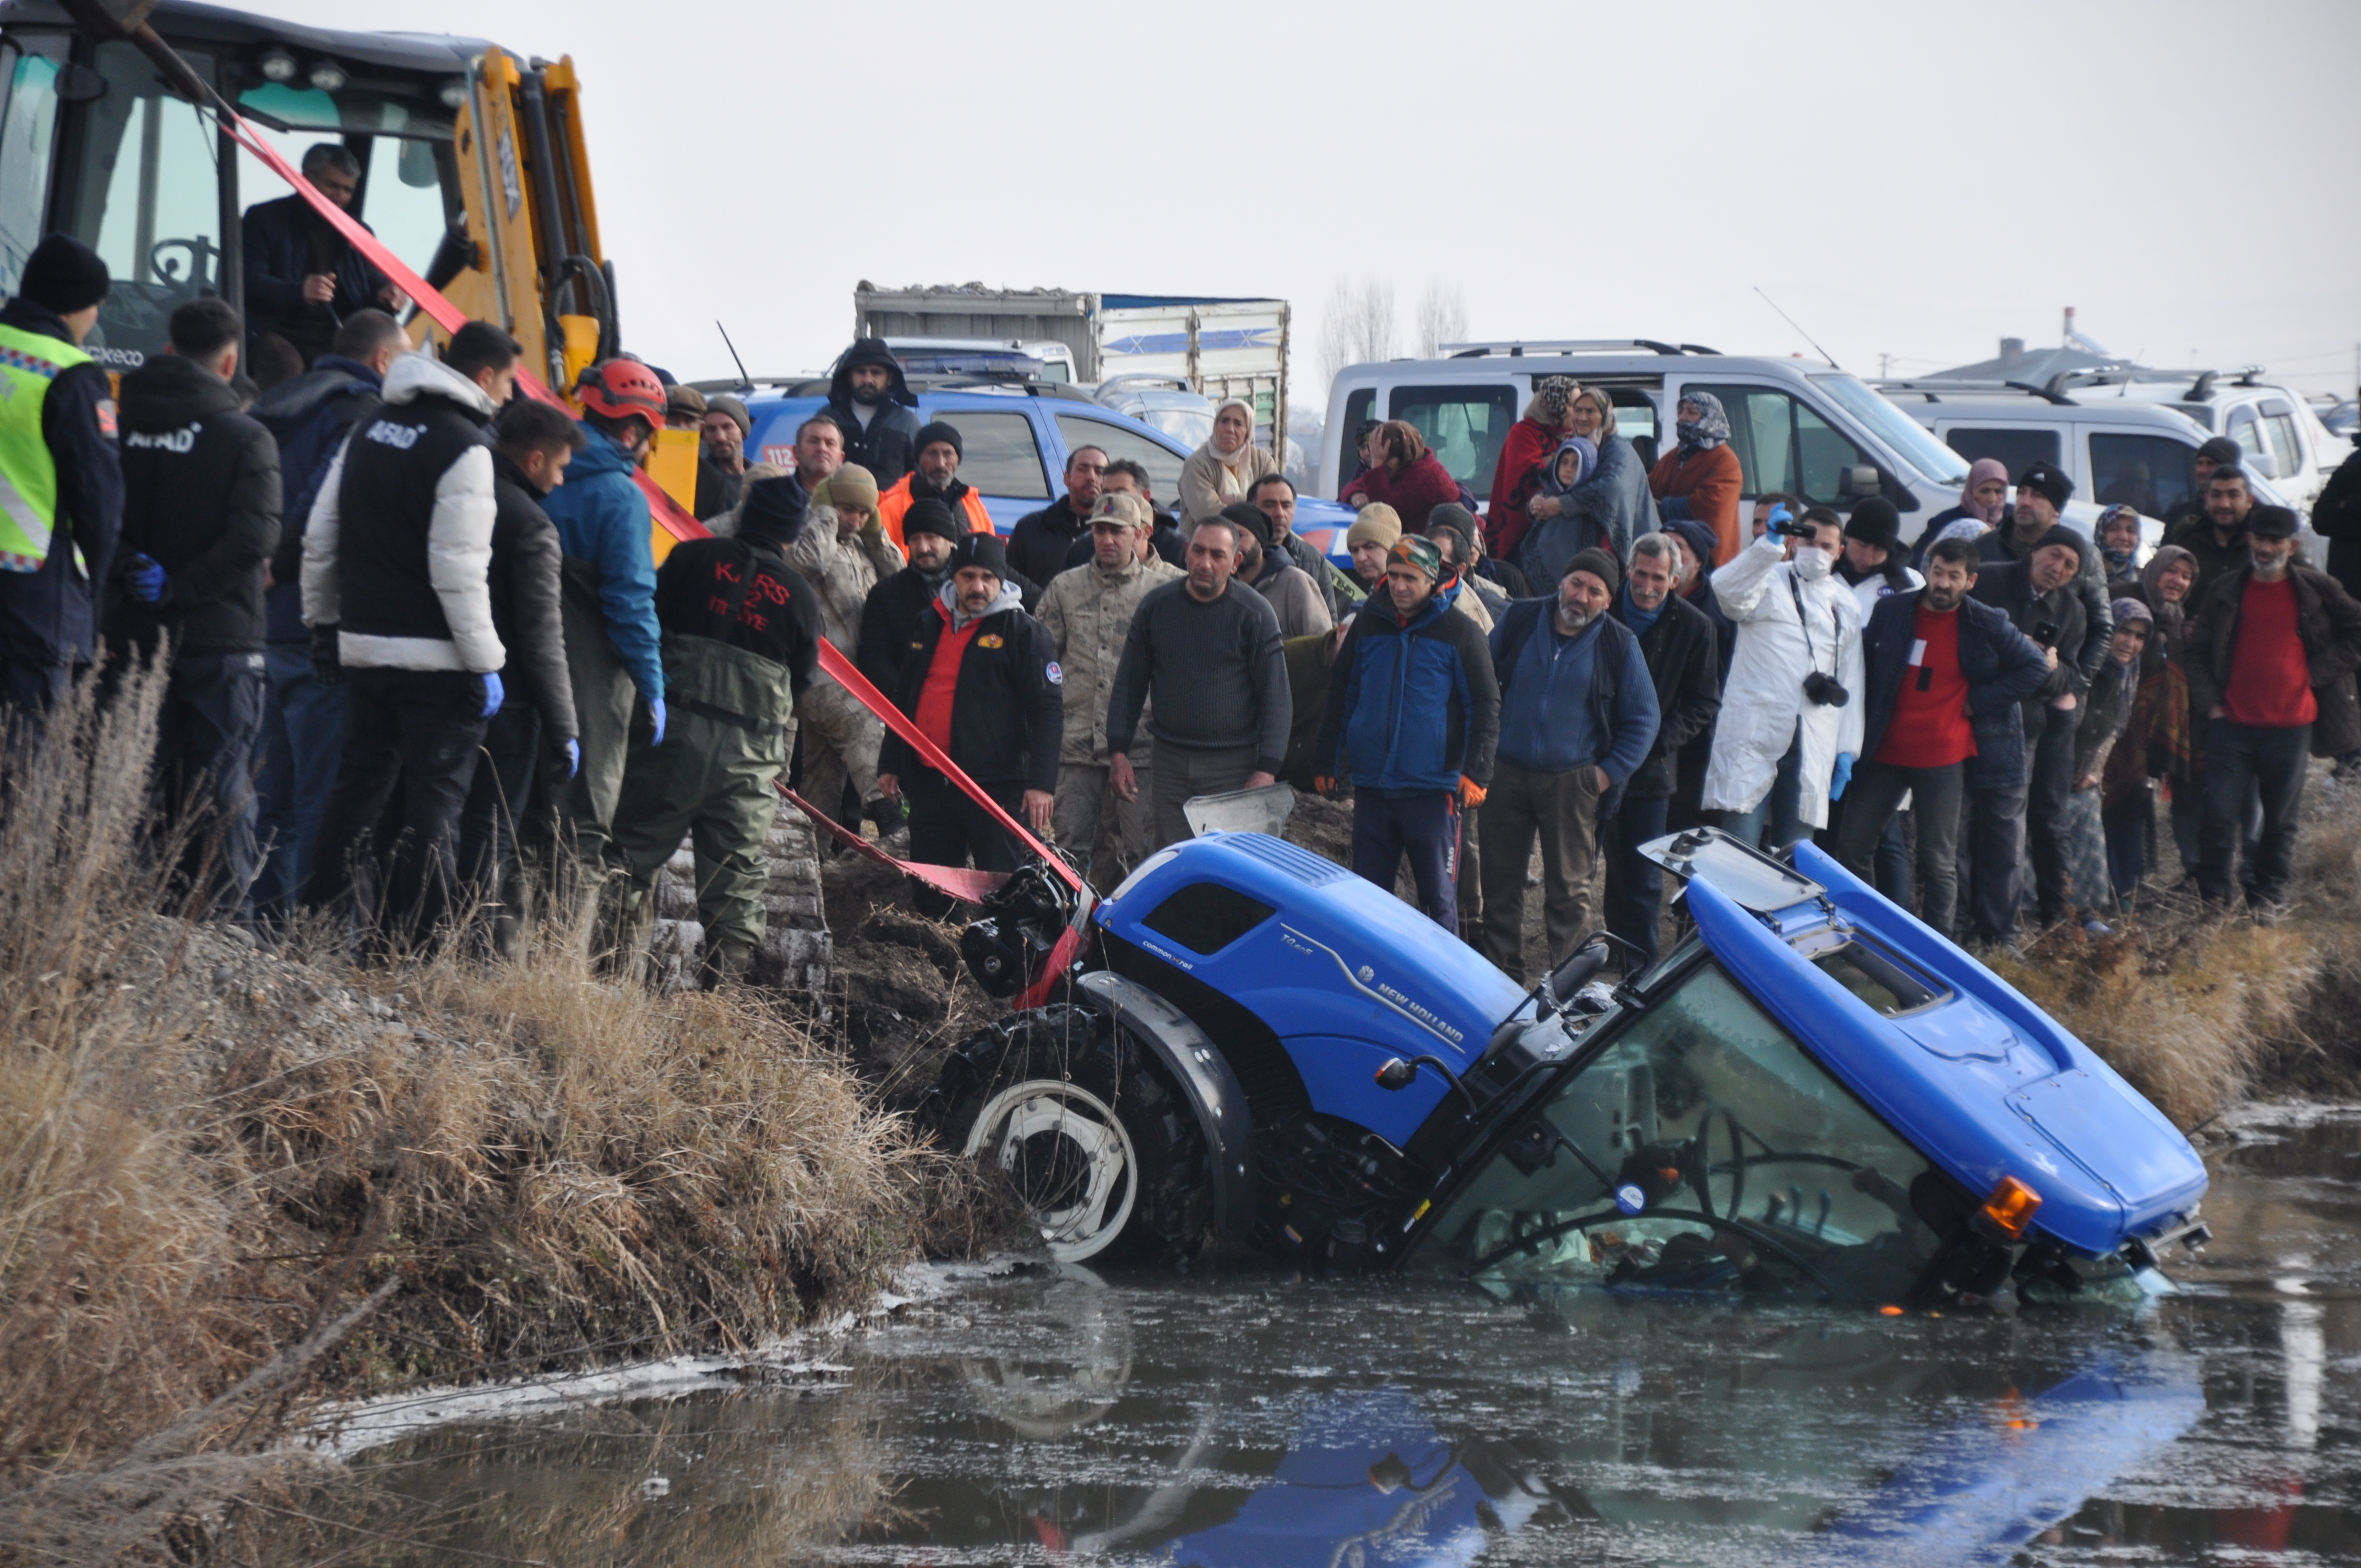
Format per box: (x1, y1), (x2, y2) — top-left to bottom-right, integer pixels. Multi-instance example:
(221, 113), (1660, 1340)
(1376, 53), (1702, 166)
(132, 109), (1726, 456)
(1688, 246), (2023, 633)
(1650, 391), (1744, 566)
(302, 322), (517, 948)
(822, 337), (923, 489)
(1312, 534), (1499, 930)
(1836, 536), (2048, 943)
(1179, 397), (1280, 530)
(1479, 547), (1658, 981)
(1036, 489), (1182, 886)
(540, 357), (667, 870)
(1340, 421), (1460, 533)
(1701, 508), (1865, 853)
(102, 296), (281, 914)
(1967, 526), (2091, 938)
(877, 421), (995, 545)
(877, 532), (1063, 911)
(857, 497), (966, 696)
(787, 462), (906, 840)
(456, 399), (584, 951)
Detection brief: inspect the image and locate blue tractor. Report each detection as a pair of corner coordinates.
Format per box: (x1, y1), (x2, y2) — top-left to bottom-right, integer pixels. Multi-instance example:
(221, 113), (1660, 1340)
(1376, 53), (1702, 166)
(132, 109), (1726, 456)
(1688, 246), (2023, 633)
(928, 827), (2211, 1306)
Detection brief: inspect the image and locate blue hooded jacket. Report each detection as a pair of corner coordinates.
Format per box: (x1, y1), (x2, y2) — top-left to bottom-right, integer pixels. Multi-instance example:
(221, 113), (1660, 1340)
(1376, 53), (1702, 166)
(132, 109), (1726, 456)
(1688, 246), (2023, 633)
(1316, 578), (1500, 794)
(536, 424), (663, 699)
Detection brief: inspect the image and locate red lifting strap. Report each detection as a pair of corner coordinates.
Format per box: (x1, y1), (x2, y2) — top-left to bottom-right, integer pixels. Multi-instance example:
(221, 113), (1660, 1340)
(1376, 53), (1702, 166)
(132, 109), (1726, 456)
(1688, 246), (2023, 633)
(219, 107), (1079, 903)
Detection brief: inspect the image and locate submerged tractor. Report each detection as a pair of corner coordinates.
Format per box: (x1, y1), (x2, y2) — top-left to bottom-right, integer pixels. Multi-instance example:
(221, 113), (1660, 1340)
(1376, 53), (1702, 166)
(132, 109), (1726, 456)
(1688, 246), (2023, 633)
(929, 827), (2211, 1308)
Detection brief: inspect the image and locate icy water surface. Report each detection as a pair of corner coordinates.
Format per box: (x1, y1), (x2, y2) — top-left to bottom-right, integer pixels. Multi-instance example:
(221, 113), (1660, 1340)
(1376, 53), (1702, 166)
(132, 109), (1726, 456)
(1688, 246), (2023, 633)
(339, 1104), (2361, 1564)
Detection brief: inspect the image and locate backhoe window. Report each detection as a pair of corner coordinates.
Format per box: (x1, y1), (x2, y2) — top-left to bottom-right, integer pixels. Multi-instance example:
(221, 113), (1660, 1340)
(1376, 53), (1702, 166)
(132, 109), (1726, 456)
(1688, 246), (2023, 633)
(1414, 960), (1935, 1300)
(0, 39), (64, 298)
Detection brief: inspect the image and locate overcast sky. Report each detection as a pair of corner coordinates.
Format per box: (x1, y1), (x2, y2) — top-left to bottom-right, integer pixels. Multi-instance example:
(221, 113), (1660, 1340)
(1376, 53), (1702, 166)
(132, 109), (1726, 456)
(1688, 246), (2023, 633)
(240, 0), (2361, 409)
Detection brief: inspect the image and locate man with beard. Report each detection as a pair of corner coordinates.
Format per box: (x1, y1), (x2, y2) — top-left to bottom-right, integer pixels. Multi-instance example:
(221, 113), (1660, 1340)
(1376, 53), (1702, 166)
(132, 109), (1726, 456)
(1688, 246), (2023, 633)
(2166, 463), (2262, 603)
(738, 414), (845, 545)
(1225, 500), (1332, 640)
(857, 499), (966, 697)
(1009, 445), (1106, 584)
(877, 421), (994, 546)
(822, 339), (923, 488)
(1250, 472), (1349, 618)
(241, 144), (407, 369)
(1837, 537), (2047, 940)
(1478, 547), (1657, 981)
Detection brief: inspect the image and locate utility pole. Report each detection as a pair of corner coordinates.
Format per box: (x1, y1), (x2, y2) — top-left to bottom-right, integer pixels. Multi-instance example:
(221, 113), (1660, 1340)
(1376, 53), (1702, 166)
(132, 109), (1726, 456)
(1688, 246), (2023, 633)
(1879, 352), (1891, 379)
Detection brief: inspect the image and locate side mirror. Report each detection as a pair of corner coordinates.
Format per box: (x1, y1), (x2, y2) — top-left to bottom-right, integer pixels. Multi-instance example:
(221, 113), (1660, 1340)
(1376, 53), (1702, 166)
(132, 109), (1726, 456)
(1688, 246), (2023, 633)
(1837, 464), (1883, 499)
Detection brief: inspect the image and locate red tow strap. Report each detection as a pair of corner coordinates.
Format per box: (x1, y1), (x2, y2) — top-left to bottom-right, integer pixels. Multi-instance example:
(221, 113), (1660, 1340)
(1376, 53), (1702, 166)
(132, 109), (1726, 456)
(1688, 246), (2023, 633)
(220, 106), (1077, 905)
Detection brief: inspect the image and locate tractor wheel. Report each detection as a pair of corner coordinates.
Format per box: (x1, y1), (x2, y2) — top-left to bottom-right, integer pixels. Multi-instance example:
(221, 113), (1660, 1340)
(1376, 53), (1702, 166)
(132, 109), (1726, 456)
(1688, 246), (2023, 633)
(933, 1004), (1211, 1264)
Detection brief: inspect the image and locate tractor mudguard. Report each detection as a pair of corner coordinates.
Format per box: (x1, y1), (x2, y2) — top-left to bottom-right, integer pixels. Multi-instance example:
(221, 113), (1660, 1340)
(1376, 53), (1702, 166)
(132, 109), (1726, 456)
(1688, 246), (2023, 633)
(1075, 971), (1259, 1242)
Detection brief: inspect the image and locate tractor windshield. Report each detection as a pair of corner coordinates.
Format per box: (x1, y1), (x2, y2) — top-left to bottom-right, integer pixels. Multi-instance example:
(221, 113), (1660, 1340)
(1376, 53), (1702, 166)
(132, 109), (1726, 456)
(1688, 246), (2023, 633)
(1413, 956), (1939, 1302)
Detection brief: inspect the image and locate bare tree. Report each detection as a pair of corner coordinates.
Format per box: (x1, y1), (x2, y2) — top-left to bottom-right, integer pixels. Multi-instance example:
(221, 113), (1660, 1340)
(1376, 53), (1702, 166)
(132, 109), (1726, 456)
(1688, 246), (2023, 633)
(1413, 281), (1469, 358)
(1316, 278), (1399, 397)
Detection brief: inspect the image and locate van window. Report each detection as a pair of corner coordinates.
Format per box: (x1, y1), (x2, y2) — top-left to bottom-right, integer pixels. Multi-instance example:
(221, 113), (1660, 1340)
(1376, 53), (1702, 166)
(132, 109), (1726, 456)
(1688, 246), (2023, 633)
(1389, 384), (1517, 500)
(2261, 402), (2304, 481)
(1939, 427), (2059, 484)
(2226, 409), (2269, 477)
(1054, 413), (1184, 505)
(2091, 434), (2195, 519)
(1689, 385), (1868, 506)
(931, 411), (1049, 499)
(1607, 390), (1659, 470)
(1336, 386), (1377, 491)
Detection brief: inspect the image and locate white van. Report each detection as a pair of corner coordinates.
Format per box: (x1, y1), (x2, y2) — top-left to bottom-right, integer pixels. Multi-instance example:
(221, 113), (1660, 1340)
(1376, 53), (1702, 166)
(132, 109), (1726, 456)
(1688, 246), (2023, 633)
(1320, 342), (1979, 541)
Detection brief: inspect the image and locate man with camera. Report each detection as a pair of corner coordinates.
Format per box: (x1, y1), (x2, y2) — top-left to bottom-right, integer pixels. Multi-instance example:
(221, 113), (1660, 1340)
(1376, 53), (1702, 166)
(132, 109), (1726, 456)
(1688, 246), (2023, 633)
(1968, 526), (2091, 939)
(1701, 505), (1864, 852)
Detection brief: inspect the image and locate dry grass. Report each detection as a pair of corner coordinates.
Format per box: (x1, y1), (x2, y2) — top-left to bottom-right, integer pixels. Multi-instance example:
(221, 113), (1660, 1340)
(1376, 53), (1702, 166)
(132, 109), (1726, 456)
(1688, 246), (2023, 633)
(0, 666), (991, 1564)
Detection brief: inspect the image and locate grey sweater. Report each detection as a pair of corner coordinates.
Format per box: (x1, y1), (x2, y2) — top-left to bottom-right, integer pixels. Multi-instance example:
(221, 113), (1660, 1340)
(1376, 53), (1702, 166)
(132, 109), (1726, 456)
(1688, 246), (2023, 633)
(1106, 578), (1292, 773)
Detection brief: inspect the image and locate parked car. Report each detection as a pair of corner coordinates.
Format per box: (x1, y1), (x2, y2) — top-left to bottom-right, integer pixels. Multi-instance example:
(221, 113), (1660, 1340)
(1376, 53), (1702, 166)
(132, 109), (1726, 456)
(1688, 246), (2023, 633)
(1320, 342), (1979, 540)
(880, 336), (1078, 383)
(929, 825), (2210, 1311)
(736, 380), (1355, 549)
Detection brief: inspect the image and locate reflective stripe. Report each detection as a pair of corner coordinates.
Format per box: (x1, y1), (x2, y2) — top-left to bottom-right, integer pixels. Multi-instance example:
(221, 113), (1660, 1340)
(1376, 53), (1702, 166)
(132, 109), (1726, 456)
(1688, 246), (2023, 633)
(0, 320), (92, 574)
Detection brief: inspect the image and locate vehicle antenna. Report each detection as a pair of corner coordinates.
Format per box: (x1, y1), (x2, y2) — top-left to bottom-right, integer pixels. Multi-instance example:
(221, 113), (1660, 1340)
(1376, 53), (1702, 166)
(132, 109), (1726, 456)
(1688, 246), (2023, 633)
(1753, 286), (1840, 370)
(716, 320), (753, 389)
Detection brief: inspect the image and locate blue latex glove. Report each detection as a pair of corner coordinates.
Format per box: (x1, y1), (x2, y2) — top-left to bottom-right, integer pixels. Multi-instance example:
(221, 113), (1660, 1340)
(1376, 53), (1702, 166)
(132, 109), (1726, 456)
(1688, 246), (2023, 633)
(478, 671), (504, 718)
(128, 553), (166, 605)
(1765, 504), (1792, 529)
(647, 695), (667, 748)
(562, 737), (581, 780)
(1830, 751), (1856, 801)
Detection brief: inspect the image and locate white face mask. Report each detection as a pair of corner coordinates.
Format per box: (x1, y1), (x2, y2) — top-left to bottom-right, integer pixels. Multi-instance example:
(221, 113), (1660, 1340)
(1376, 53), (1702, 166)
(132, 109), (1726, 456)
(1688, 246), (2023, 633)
(1791, 545), (1834, 582)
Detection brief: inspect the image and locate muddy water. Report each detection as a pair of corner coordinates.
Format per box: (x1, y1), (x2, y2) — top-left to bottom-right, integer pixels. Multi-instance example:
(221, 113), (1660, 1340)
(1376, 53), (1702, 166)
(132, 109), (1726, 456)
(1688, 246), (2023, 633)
(339, 1104), (2361, 1564)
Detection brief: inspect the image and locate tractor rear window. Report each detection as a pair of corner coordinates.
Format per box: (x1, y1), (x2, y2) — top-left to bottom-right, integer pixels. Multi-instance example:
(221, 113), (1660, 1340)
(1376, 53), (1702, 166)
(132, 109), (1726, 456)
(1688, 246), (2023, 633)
(1141, 883), (1275, 956)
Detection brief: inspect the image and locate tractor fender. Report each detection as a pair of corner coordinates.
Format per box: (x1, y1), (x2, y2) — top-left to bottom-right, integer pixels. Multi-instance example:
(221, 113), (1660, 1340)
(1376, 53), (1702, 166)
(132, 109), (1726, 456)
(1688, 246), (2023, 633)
(1076, 970), (1259, 1241)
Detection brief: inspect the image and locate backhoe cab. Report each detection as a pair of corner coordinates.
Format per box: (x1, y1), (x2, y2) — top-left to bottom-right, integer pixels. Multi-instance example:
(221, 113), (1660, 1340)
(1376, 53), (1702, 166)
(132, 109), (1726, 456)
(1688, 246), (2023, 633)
(0, 0), (614, 396)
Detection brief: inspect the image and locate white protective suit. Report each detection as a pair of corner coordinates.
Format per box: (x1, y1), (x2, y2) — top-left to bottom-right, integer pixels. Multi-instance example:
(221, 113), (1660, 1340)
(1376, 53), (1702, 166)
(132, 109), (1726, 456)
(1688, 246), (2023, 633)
(1700, 533), (1865, 830)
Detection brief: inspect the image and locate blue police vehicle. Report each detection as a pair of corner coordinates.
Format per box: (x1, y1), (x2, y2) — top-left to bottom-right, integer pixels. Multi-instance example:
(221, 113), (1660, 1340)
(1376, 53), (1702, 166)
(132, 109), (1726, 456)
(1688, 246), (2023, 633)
(929, 827), (2210, 1309)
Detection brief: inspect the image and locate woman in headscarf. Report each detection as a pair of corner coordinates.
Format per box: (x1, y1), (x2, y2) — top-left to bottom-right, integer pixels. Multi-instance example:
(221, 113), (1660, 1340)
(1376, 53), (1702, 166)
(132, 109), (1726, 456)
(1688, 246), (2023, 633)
(1484, 375), (1577, 563)
(1910, 458), (2010, 569)
(2093, 505), (2144, 588)
(1178, 397), (1278, 529)
(1340, 420), (1460, 531)
(1521, 385), (1658, 569)
(1648, 391), (1744, 565)
(2119, 543), (2200, 883)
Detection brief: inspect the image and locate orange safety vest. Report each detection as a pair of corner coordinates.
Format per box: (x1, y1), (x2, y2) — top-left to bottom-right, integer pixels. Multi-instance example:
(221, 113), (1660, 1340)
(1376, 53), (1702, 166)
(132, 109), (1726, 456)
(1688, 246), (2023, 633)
(877, 473), (994, 548)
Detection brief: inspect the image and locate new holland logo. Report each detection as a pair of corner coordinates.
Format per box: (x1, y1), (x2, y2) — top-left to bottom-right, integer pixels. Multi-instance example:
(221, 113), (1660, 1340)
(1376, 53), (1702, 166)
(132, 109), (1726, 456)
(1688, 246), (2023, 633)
(1357, 965), (1374, 983)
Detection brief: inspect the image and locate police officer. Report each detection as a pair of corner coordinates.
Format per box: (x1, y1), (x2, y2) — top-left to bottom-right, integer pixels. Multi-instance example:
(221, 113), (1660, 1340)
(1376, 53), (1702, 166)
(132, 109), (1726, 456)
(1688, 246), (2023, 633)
(605, 503), (820, 986)
(0, 235), (123, 738)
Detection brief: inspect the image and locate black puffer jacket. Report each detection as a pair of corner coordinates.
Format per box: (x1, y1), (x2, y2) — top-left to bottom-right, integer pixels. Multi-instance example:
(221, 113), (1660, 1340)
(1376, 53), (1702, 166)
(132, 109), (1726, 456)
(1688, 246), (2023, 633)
(104, 354), (281, 657)
(487, 452), (578, 742)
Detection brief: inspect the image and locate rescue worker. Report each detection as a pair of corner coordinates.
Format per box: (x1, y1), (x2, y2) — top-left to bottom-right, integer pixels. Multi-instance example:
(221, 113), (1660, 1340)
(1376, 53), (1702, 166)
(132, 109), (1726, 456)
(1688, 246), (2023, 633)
(301, 322), (516, 949)
(102, 296), (281, 914)
(823, 339), (923, 489)
(875, 533), (1062, 911)
(1313, 534), (1499, 930)
(857, 499), (964, 696)
(249, 307), (406, 921)
(541, 357), (667, 868)
(784, 462), (905, 839)
(1035, 490), (1180, 885)
(0, 233), (123, 738)
(456, 399), (584, 951)
(737, 414), (843, 545)
(605, 492), (820, 986)
(877, 421), (993, 547)
(1008, 445), (1106, 585)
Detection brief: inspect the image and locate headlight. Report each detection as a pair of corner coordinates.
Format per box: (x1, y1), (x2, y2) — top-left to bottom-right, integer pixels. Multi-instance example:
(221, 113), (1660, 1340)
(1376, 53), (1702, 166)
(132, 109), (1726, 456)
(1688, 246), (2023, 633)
(307, 59), (347, 91)
(255, 46), (297, 83)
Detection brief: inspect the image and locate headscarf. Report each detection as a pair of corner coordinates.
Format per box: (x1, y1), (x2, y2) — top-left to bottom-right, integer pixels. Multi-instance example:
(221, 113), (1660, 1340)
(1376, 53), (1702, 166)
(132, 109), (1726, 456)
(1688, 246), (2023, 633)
(1537, 435), (1599, 497)
(1203, 396), (1261, 501)
(1532, 375), (1576, 423)
(1673, 390), (1729, 453)
(2138, 544), (2197, 657)
(1375, 419), (1429, 471)
(2095, 504), (2142, 578)
(1569, 384), (1618, 437)
(1960, 458), (2010, 526)
(2104, 597), (2153, 735)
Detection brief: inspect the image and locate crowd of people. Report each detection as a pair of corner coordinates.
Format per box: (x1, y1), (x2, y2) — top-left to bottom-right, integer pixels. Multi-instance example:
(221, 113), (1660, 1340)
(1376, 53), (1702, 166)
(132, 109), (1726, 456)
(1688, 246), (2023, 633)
(6, 213), (2360, 991)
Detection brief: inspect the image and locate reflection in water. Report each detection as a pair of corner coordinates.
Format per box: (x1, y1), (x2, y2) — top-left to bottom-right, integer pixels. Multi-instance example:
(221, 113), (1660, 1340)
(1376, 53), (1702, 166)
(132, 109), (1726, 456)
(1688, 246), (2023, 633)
(314, 1106), (2361, 1565)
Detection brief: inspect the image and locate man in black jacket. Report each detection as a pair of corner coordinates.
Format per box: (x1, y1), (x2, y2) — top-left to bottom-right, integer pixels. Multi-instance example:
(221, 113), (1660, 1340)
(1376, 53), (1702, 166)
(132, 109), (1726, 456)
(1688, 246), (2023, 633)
(1977, 459), (2112, 686)
(1600, 533), (1719, 970)
(0, 234), (123, 738)
(248, 307), (407, 921)
(1967, 533), (2088, 943)
(823, 339), (923, 489)
(103, 297), (281, 912)
(240, 144), (406, 367)
(877, 532), (1062, 908)
(1837, 537), (2048, 941)
(1007, 444), (1106, 585)
(856, 499), (965, 695)
(302, 322), (516, 948)
(457, 399), (584, 949)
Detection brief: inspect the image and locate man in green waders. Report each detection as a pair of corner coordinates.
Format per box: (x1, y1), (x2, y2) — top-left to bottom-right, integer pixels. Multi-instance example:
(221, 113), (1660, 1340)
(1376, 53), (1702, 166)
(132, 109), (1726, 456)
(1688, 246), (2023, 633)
(604, 497), (820, 986)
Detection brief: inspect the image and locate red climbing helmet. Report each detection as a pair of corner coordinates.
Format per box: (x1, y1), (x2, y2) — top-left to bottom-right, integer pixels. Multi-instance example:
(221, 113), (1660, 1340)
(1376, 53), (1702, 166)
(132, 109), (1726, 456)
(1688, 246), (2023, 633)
(574, 357), (667, 432)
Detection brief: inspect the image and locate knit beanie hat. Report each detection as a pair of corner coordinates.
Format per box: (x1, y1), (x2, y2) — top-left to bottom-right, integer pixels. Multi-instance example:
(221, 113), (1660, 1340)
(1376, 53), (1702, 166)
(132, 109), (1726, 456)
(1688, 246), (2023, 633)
(1844, 498), (1902, 553)
(2017, 459), (2074, 511)
(2110, 596), (2153, 630)
(1218, 500), (1273, 551)
(2196, 435), (2242, 468)
(707, 393), (752, 438)
(1095, 491), (1151, 530)
(902, 497), (962, 543)
(949, 531), (1008, 579)
(1388, 534), (1443, 582)
(1564, 546), (1620, 595)
(18, 233), (110, 315)
(665, 382), (707, 422)
(1663, 517), (1720, 573)
(1346, 503), (1402, 552)
(913, 420), (964, 461)
(2248, 504), (2299, 538)
(1428, 502), (1480, 540)
(2031, 523), (2087, 566)
(818, 463), (878, 519)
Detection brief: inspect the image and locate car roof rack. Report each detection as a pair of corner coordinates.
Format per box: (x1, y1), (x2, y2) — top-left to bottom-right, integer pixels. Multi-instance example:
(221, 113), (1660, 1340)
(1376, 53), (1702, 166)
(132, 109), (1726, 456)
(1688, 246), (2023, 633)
(1438, 339), (1723, 359)
(1873, 375), (2080, 406)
